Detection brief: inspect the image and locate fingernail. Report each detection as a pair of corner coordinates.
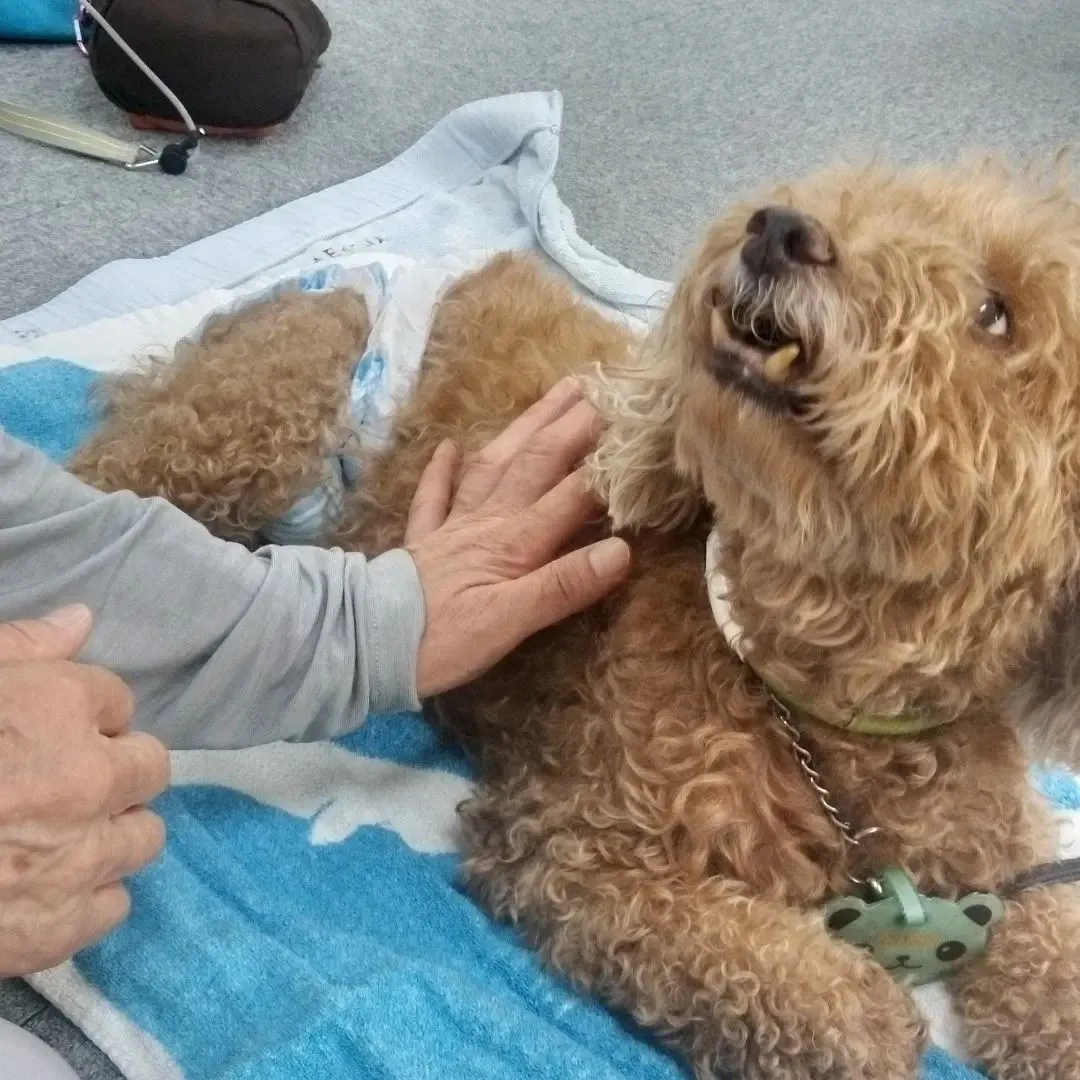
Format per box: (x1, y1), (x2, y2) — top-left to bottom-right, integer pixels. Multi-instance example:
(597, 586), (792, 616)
(587, 538), (631, 578)
(41, 604), (91, 630)
(553, 376), (582, 398)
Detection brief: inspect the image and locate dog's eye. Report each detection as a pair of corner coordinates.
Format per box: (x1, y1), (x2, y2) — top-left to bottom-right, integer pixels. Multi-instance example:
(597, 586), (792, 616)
(974, 294), (1009, 338)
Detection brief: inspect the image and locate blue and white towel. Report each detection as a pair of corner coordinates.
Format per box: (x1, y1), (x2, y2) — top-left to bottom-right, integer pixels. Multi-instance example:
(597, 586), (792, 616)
(0, 92), (1076, 1080)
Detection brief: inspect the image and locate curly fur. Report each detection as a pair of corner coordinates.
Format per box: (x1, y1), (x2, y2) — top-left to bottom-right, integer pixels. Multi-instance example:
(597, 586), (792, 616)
(70, 289), (370, 543)
(73, 164), (1080, 1079)
(959, 888), (1080, 1080)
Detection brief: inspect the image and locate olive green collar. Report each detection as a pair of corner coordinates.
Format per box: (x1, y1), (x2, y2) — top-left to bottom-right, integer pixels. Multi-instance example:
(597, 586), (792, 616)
(704, 529), (951, 738)
(761, 685), (949, 737)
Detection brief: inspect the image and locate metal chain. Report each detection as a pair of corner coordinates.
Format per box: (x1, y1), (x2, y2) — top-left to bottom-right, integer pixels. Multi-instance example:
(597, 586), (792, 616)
(770, 689), (1080, 903)
(769, 694), (883, 892)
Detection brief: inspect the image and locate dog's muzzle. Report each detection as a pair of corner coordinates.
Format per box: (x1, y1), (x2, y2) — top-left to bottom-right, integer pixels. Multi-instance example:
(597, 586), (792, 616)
(706, 207), (834, 413)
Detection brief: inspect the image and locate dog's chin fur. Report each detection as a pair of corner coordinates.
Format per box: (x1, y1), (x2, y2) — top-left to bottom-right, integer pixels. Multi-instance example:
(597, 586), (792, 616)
(71, 159), (1080, 1080)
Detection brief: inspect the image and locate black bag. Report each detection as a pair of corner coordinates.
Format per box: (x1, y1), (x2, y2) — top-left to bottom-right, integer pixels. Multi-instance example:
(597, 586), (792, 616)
(84, 0), (331, 134)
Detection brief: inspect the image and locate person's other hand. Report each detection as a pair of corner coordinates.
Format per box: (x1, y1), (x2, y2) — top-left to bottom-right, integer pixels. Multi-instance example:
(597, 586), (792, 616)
(0, 606), (169, 977)
(406, 377), (631, 699)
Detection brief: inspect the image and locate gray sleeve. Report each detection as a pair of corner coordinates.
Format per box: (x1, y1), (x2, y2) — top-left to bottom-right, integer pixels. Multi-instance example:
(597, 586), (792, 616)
(0, 430), (426, 750)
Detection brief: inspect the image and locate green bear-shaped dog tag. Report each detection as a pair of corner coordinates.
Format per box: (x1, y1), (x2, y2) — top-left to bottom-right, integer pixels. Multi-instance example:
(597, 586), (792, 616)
(823, 867), (1004, 986)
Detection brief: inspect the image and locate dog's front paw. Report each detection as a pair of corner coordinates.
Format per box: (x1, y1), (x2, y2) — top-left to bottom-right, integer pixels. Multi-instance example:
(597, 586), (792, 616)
(719, 952), (926, 1080)
(786, 961), (925, 1080)
(963, 982), (1080, 1080)
(957, 889), (1080, 1080)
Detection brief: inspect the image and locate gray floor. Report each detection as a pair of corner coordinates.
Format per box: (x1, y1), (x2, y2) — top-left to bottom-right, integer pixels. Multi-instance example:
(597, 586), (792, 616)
(0, 0), (1078, 1075)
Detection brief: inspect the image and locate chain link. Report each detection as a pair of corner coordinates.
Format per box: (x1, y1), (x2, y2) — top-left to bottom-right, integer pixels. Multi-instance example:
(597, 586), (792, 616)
(769, 694), (883, 893)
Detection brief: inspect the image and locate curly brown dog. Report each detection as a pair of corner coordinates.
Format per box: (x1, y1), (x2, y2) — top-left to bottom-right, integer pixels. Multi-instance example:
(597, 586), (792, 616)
(72, 160), (1080, 1080)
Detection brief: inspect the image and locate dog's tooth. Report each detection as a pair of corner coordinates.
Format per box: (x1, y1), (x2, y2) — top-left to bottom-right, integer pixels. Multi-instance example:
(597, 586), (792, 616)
(763, 343), (800, 382)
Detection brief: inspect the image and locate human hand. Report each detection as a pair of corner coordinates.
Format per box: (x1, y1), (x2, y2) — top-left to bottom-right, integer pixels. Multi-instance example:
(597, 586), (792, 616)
(406, 377), (631, 699)
(0, 606), (170, 977)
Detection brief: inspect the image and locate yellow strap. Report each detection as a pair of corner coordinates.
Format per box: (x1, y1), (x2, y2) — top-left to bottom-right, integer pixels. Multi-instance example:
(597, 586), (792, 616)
(0, 99), (145, 166)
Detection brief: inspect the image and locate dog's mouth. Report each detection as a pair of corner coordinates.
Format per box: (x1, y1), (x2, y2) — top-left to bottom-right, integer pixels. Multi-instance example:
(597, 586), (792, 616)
(707, 290), (811, 415)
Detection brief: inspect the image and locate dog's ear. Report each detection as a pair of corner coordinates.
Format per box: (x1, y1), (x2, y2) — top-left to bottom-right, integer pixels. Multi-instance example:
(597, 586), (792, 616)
(585, 280), (704, 533)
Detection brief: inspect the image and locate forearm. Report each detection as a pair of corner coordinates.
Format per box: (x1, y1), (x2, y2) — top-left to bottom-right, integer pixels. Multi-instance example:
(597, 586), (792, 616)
(0, 431), (424, 749)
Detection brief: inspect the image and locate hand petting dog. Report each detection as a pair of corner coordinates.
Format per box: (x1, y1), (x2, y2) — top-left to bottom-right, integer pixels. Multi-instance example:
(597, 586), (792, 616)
(406, 376), (631, 699)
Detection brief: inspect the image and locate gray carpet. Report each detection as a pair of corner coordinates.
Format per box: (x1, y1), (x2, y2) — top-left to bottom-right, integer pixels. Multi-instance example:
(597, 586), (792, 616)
(0, 0), (1077, 1075)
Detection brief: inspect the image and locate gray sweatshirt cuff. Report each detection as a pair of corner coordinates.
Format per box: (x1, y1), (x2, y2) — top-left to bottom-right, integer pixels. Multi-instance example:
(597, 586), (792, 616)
(355, 548), (426, 714)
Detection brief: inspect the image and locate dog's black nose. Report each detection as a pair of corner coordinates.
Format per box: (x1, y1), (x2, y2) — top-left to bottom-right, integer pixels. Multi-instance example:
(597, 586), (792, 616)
(741, 207), (834, 276)
(895, 955), (911, 964)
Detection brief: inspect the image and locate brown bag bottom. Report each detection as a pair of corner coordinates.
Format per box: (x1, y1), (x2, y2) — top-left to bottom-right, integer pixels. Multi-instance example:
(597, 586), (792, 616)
(126, 113), (279, 139)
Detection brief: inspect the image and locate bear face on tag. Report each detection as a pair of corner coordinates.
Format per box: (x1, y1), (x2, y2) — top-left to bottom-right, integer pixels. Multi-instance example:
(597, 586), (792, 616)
(823, 889), (1005, 986)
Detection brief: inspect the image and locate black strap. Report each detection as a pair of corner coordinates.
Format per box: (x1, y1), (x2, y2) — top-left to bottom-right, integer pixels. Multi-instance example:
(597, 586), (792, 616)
(1002, 857), (1080, 898)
